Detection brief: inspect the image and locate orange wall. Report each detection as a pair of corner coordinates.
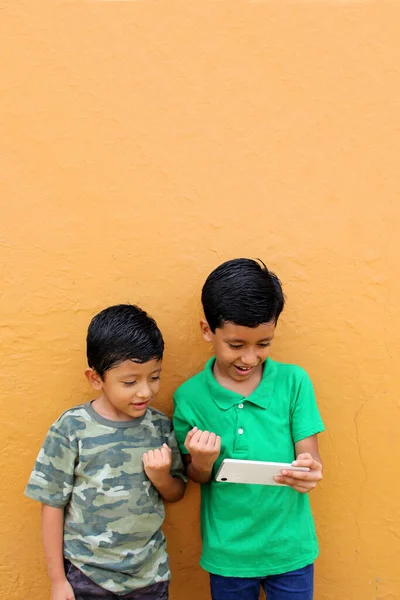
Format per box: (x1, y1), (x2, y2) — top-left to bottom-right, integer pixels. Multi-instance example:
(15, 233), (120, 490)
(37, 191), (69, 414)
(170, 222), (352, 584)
(1, 2), (400, 599)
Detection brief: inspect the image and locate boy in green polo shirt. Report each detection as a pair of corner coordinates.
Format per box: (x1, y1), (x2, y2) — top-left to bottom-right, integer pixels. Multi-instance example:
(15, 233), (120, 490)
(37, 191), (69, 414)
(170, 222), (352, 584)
(173, 258), (324, 600)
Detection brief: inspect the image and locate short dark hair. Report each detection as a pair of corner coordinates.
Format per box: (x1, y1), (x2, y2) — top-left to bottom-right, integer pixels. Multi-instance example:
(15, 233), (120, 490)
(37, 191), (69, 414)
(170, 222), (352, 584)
(201, 258), (285, 332)
(86, 304), (164, 378)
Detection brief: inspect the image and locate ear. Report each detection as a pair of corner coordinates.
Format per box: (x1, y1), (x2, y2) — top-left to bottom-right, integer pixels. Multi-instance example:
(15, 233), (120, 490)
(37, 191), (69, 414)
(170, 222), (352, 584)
(200, 318), (213, 343)
(85, 368), (103, 391)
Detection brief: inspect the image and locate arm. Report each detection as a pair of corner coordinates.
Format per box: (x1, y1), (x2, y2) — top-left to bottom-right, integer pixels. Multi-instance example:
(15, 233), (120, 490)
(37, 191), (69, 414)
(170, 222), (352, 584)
(143, 444), (186, 502)
(295, 435), (323, 466)
(184, 454), (212, 483)
(41, 504), (75, 600)
(184, 427), (221, 483)
(274, 434), (323, 493)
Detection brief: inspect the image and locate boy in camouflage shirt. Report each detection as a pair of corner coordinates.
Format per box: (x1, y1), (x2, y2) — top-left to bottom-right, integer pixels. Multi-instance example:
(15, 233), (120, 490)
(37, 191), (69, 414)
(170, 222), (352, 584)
(25, 305), (186, 600)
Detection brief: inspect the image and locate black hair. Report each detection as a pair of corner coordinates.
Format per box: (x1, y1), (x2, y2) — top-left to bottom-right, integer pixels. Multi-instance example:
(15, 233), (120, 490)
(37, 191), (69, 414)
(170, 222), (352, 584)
(86, 304), (164, 378)
(201, 258), (285, 332)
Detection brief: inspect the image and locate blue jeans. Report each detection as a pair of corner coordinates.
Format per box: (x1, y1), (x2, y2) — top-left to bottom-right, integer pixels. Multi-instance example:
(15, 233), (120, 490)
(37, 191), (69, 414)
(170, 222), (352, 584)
(210, 564), (314, 600)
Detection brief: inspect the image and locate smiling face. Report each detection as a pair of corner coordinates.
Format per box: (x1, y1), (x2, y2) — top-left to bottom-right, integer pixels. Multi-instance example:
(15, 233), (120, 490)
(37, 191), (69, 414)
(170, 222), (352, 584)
(86, 358), (162, 421)
(201, 320), (276, 389)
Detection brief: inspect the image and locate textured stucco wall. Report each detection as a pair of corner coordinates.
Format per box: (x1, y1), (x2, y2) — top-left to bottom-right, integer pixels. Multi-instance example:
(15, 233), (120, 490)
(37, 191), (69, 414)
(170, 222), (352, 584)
(1, 1), (400, 599)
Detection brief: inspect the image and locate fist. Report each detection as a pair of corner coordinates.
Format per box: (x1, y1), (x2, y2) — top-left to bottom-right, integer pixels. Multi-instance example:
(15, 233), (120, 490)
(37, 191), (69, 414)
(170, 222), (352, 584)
(143, 444), (172, 485)
(184, 427), (221, 471)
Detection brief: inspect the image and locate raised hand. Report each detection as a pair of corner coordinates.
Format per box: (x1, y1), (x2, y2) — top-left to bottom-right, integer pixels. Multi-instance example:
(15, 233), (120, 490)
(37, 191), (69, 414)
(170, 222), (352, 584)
(184, 427), (221, 473)
(143, 444), (172, 486)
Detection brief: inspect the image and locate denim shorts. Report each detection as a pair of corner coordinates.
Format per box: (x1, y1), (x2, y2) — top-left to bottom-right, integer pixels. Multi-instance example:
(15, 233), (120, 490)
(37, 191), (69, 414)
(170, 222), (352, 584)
(209, 563), (314, 600)
(65, 561), (169, 600)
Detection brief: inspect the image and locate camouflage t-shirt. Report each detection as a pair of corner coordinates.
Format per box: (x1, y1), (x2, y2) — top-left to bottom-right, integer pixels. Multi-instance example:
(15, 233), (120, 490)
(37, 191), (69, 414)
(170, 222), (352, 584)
(25, 402), (186, 595)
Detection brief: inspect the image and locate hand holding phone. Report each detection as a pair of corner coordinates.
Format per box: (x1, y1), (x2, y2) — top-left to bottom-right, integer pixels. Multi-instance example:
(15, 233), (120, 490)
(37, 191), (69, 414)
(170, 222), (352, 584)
(215, 458), (310, 486)
(273, 452), (323, 493)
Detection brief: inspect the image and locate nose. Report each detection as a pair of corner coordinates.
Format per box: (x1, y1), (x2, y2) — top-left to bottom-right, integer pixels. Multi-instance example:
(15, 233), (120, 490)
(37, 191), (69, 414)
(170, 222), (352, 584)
(136, 383), (152, 400)
(240, 349), (257, 366)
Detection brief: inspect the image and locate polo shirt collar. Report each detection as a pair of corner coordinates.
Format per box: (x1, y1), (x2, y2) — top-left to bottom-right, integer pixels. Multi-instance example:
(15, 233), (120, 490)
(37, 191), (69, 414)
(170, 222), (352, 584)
(204, 357), (278, 411)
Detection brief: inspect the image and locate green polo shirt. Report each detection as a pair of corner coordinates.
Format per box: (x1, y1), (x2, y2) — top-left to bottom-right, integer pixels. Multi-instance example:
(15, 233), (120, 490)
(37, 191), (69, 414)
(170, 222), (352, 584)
(173, 357), (324, 577)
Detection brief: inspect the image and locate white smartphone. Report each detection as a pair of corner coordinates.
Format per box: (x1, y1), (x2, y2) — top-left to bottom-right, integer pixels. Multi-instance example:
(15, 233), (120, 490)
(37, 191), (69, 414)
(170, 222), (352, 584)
(215, 458), (310, 486)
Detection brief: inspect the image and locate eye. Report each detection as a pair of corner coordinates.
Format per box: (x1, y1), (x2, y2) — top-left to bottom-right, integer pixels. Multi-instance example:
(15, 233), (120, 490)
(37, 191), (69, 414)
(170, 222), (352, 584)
(258, 342), (271, 348)
(228, 344), (243, 349)
(150, 376), (161, 381)
(123, 381), (137, 386)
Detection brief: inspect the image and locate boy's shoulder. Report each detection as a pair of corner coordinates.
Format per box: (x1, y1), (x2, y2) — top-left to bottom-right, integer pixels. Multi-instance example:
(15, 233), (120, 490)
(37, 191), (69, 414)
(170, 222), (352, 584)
(272, 359), (308, 377)
(53, 404), (171, 427)
(46, 405), (173, 445)
(174, 359), (309, 393)
(269, 359), (312, 387)
(143, 406), (173, 433)
(50, 403), (91, 436)
(146, 405), (171, 423)
(174, 365), (208, 399)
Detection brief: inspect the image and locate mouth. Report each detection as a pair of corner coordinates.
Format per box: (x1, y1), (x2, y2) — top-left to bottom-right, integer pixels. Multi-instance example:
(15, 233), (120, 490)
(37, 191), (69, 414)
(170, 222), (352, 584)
(233, 365), (256, 376)
(130, 401), (150, 410)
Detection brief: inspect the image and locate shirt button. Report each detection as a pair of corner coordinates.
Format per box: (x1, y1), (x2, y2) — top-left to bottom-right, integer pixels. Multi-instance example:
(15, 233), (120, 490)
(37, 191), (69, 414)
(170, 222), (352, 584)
(238, 428), (244, 435)
(238, 403), (244, 409)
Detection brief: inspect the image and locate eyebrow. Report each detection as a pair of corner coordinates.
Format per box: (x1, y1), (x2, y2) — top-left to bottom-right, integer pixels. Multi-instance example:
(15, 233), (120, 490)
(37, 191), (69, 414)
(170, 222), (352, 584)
(119, 368), (161, 378)
(227, 337), (274, 343)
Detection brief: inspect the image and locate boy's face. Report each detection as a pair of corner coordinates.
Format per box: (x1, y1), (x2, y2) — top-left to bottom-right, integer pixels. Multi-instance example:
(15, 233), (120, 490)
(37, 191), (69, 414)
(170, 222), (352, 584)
(200, 320), (276, 383)
(86, 359), (162, 420)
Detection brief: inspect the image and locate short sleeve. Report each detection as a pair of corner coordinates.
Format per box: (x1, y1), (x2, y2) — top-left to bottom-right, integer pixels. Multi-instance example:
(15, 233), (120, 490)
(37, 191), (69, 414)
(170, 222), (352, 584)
(290, 371), (325, 443)
(166, 426), (187, 482)
(24, 423), (78, 508)
(172, 394), (192, 455)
